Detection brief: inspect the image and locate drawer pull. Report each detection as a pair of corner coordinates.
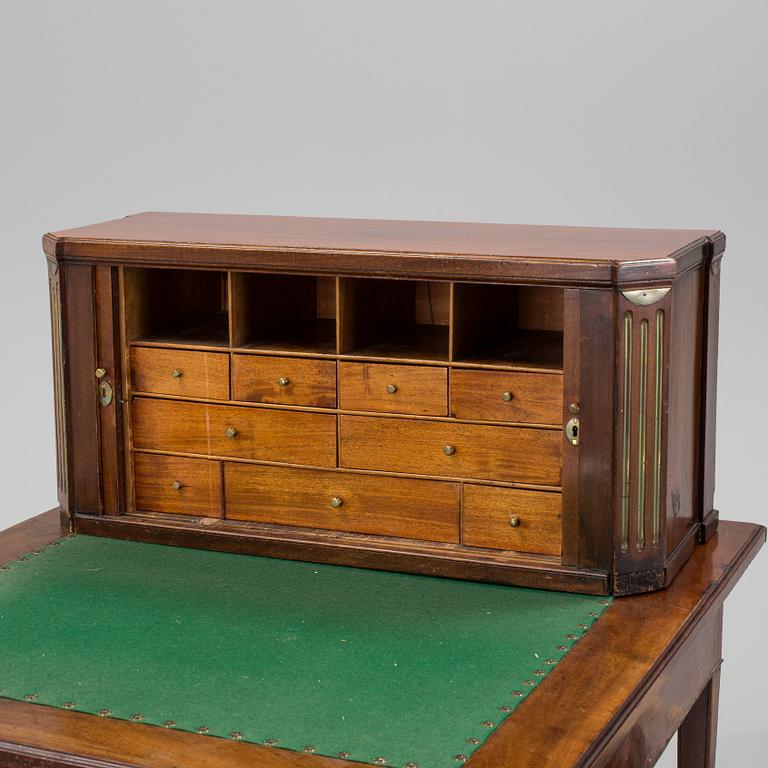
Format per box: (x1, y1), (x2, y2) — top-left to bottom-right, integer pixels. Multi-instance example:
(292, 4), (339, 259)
(501, 391), (514, 402)
(170, 369), (183, 379)
(386, 383), (398, 394)
(330, 496), (344, 508)
(225, 427), (238, 439)
(171, 480), (184, 491)
(443, 444), (456, 456)
(508, 516), (521, 528)
(277, 376), (290, 387)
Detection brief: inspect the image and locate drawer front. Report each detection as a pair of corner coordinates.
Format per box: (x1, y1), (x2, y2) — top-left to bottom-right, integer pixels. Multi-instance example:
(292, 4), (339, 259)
(225, 464), (459, 543)
(462, 485), (562, 556)
(134, 453), (221, 517)
(339, 362), (448, 416)
(232, 355), (337, 407)
(130, 347), (230, 400)
(339, 415), (561, 485)
(132, 398), (337, 467)
(451, 369), (562, 424)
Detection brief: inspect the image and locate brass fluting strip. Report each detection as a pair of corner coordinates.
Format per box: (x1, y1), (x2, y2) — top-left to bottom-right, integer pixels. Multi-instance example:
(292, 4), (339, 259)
(636, 320), (648, 550)
(652, 310), (665, 545)
(621, 311), (633, 553)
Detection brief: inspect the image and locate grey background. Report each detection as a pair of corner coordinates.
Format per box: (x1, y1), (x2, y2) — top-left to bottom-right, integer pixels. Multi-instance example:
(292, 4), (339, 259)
(1, 2), (765, 764)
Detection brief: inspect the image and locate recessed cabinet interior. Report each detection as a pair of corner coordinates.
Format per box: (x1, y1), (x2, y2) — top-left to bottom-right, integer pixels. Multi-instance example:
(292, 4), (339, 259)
(45, 212), (725, 595)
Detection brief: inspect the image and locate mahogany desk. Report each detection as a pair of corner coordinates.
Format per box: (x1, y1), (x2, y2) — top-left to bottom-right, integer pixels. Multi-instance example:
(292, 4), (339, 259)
(0, 510), (762, 768)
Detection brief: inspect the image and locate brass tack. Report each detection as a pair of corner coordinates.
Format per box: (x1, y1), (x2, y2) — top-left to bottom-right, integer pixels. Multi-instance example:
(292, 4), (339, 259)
(598, 600), (610, 605)
(373, 759), (387, 765)
(512, 691), (524, 697)
(578, 623), (587, 629)
(63, 701), (75, 710)
(196, 726), (209, 734)
(32, 550), (42, 555)
(454, 756), (468, 763)
(337, 752), (351, 759)
(589, 611), (599, 616)
(98, 709), (112, 718)
(130, 713), (144, 721)
(163, 720), (176, 728)
(0, 566), (8, 572)
(24, 694), (38, 701)
(566, 633), (578, 640)
(557, 645), (568, 651)
(466, 737), (480, 744)
(546, 658), (556, 665)
(303, 746), (317, 753)
(264, 739), (279, 747)
(230, 731), (243, 740)
(404, 763), (418, 768)
(499, 705), (512, 712)
(533, 669), (545, 676)
(523, 680), (535, 686)
(18, 556), (28, 562)
(481, 720), (495, 728)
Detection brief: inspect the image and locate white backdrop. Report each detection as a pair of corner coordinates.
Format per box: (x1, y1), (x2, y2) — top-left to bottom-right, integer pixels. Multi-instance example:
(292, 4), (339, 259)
(1, 2), (766, 764)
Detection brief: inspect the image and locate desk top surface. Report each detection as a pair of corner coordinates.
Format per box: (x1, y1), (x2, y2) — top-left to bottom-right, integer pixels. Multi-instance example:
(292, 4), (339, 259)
(0, 511), (762, 768)
(44, 213), (724, 286)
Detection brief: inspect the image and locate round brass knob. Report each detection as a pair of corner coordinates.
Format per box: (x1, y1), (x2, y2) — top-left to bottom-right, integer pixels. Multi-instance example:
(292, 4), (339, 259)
(386, 383), (398, 394)
(277, 376), (290, 387)
(170, 369), (183, 379)
(95, 368), (107, 379)
(330, 496), (343, 508)
(443, 444), (456, 456)
(225, 427), (238, 438)
(171, 480), (184, 491)
(509, 516), (521, 528)
(501, 391), (513, 402)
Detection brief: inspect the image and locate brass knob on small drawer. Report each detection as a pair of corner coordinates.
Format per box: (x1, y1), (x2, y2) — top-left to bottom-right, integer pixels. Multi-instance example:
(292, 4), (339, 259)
(443, 444), (456, 456)
(386, 384), (398, 394)
(330, 496), (343, 508)
(509, 516), (521, 528)
(95, 368), (107, 379)
(225, 427), (238, 438)
(501, 391), (514, 402)
(170, 369), (183, 379)
(277, 376), (290, 387)
(171, 480), (184, 491)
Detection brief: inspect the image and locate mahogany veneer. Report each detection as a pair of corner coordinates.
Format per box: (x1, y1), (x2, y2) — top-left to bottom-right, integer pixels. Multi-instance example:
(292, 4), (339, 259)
(43, 212), (726, 594)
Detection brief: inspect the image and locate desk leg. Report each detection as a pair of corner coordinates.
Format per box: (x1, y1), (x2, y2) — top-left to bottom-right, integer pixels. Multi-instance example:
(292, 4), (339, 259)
(677, 666), (721, 767)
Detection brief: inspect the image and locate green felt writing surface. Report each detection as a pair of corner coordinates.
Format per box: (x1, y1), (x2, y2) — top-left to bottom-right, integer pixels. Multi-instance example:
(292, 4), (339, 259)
(0, 535), (610, 768)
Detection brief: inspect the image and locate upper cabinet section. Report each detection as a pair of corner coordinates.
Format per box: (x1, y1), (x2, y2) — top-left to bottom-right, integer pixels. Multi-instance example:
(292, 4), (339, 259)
(43, 212), (725, 288)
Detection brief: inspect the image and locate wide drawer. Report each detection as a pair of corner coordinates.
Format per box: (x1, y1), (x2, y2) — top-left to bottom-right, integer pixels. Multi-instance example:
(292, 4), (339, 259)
(451, 369), (562, 424)
(130, 347), (230, 400)
(339, 415), (561, 485)
(134, 453), (222, 517)
(232, 355), (337, 407)
(132, 398), (337, 467)
(225, 464), (459, 542)
(462, 484), (562, 556)
(339, 362), (448, 416)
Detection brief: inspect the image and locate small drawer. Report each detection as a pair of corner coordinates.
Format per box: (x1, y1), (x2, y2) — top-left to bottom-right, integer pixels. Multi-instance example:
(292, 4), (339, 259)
(134, 453), (221, 517)
(132, 398), (337, 467)
(339, 362), (448, 416)
(462, 485), (562, 556)
(130, 347), (229, 400)
(339, 415), (562, 485)
(225, 464), (459, 543)
(451, 369), (562, 424)
(232, 355), (337, 408)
